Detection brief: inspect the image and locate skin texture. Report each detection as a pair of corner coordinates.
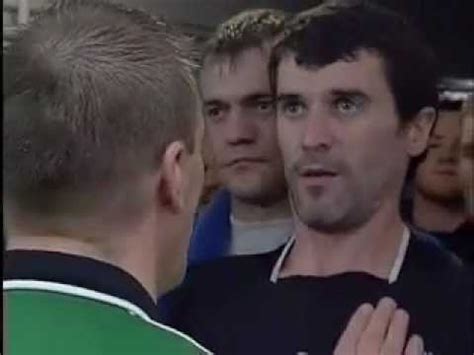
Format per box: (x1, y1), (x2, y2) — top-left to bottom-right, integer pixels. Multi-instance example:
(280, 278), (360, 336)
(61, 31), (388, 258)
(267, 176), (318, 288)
(334, 298), (424, 355)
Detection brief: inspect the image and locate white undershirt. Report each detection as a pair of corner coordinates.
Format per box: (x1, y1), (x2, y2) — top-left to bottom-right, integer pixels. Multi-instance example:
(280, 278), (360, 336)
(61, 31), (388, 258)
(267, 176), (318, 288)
(229, 215), (293, 256)
(270, 226), (411, 284)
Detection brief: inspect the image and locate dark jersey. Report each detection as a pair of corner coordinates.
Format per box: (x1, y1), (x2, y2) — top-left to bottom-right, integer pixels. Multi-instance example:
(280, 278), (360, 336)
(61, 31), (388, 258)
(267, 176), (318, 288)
(164, 232), (472, 355)
(429, 222), (474, 267)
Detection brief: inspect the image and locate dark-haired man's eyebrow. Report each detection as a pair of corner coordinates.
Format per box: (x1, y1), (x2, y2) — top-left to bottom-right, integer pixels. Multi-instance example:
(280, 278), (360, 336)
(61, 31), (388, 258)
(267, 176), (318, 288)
(329, 89), (370, 101)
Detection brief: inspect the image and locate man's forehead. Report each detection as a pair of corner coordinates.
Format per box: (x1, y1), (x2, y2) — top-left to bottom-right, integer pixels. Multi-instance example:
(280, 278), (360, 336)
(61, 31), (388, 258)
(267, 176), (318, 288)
(438, 110), (463, 121)
(433, 111), (462, 134)
(462, 109), (473, 135)
(203, 46), (270, 74)
(276, 51), (387, 95)
(200, 49), (272, 102)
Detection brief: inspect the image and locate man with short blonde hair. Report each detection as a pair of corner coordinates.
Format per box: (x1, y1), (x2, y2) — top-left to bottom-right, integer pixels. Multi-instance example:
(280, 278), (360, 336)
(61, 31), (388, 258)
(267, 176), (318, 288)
(3, 1), (209, 353)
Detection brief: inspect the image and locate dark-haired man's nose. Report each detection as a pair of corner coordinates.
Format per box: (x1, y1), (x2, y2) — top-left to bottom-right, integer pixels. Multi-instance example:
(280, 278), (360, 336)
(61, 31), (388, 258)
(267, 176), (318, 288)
(302, 112), (335, 152)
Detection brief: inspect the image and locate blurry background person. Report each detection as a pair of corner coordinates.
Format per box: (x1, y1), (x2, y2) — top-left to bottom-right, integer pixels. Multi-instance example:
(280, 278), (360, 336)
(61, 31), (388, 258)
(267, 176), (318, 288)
(407, 78), (474, 264)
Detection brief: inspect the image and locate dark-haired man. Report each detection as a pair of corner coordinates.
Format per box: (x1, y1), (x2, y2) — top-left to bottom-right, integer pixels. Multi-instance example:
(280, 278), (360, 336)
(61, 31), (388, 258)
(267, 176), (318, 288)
(166, 2), (472, 354)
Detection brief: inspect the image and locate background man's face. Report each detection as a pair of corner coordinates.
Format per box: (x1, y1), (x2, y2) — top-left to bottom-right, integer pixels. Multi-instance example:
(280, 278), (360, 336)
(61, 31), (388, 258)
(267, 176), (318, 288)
(200, 47), (287, 204)
(415, 111), (463, 204)
(276, 51), (414, 232)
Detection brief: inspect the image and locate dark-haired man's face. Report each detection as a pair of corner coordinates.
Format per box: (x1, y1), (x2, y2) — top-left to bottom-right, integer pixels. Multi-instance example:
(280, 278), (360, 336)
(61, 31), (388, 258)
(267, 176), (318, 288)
(200, 47), (287, 205)
(415, 111), (463, 204)
(276, 51), (426, 232)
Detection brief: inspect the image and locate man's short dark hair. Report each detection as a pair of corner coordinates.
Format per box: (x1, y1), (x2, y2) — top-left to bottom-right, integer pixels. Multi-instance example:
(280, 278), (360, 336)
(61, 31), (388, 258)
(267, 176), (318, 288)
(203, 8), (288, 61)
(3, 0), (199, 218)
(270, 0), (439, 124)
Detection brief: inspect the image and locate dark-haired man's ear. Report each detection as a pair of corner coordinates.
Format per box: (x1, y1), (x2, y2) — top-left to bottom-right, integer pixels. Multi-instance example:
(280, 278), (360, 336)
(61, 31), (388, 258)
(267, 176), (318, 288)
(405, 107), (436, 157)
(157, 141), (186, 213)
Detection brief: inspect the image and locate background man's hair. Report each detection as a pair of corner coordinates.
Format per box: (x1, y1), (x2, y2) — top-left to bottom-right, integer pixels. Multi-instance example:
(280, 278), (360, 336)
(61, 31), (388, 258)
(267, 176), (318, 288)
(203, 8), (288, 61)
(3, 0), (199, 218)
(270, 0), (439, 124)
(438, 99), (464, 111)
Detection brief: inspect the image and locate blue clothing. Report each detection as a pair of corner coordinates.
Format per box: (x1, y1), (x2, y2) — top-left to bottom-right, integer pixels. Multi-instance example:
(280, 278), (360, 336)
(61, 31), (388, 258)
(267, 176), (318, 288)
(187, 189), (232, 266)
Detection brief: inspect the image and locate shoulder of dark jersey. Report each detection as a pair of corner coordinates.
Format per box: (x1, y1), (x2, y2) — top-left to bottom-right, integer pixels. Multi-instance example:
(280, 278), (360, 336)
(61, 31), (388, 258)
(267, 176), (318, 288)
(158, 247), (283, 324)
(405, 230), (473, 354)
(404, 229), (470, 283)
(187, 246), (282, 284)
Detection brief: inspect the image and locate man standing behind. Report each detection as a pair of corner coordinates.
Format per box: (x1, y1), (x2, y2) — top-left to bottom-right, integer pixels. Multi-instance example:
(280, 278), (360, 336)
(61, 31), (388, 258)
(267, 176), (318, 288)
(166, 2), (472, 354)
(188, 9), (293, 264)
(3, 1), (209, 354)
(409, 85), (473, 264)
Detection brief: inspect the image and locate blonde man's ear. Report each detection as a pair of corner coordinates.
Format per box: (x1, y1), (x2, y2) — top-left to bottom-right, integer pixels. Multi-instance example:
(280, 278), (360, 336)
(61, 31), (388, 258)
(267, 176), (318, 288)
(404, 107), (437, 157)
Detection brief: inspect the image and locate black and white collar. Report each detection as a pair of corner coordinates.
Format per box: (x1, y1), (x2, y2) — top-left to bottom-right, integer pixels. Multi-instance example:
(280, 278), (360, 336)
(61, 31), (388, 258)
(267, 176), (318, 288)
(270, 226), (411, 284)
(3, 250), (212, 354)
(4, 250), (158, 319)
